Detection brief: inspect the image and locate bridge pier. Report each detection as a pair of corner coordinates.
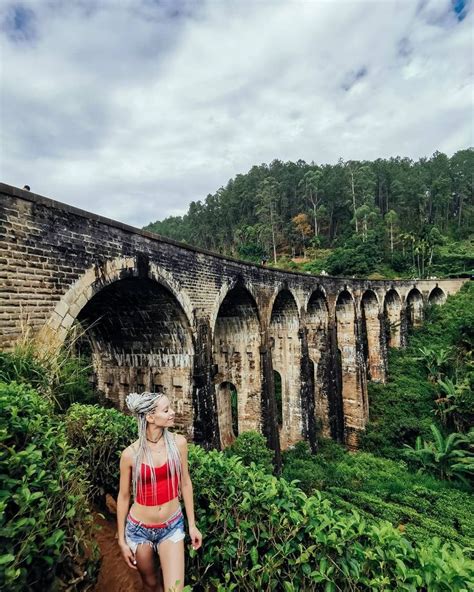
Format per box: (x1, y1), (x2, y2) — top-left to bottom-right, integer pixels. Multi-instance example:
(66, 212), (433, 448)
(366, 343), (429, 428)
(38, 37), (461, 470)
(361, 290), (386, 383)
(384, 289), (402, 348)
(212, 285), (262, 445)
(269, 289), (303, 449)
(306, 289), (331, 441)
(335, 290), (368, 448)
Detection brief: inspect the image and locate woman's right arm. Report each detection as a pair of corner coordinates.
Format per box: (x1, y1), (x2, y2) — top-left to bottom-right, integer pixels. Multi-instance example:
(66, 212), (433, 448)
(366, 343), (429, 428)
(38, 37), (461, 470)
(117, 449), (137, 569)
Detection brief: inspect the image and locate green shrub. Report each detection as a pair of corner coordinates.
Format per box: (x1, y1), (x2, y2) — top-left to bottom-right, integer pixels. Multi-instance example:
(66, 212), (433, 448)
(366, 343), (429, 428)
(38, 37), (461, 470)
(66, 404), (474, 589)
(188, 445), (474, 591)
(223, 431), (274, 473)
(324, 232), (383, 277)
(282, 444), (474, 551)
(281, 457), (331, 494)
(0, 382), (97, 591)
(65, 403), (137, 502)
(403, 424), (474, 486)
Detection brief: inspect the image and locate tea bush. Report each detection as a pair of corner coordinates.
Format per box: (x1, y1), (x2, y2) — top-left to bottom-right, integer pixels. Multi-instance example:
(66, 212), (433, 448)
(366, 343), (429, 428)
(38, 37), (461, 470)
(0, 382), (97, 591)
(223, 431), (274, 473)
(66, 404), (474, 590)
(65, 403), (137, 502)
(283, 441), (474, 551)
(188, 445), (474, 591)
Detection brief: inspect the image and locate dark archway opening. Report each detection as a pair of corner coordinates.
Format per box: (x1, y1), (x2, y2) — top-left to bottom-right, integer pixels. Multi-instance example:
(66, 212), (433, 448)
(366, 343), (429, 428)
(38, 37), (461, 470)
(75, 277), (194, 434)
(429, 287), (446, 306)
(406, 288), (424, 330)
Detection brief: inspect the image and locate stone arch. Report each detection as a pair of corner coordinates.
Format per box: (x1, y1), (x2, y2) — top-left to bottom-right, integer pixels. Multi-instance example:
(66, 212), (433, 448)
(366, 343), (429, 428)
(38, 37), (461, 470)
(305, 284), (328, 310)
(306, 288), (330, 437)
(361, 290), (385, 382)
(406, 287), (424, 329)
(336, 289), (356, 321)
(335, 289), (368, 447)
(212, 285), (262, 436)
(429, 286), (446, 305)
(38, 257), (196, 433)
(216, 381), (238, 448)
(269, 289), (302, 448)
(42, 257), (195, 345)
(267, 284), (301, 327)
(306, 287), (329, 320)
(210, 279), (261, 339)
(72, 274), (195, 437)
(384, 288), (402, 348)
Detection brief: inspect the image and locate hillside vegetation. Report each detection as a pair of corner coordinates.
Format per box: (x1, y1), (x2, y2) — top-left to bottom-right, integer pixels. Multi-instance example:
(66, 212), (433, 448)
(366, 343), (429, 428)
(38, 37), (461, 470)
(361, 282), (474, 460)
(145, 149), (473, 278)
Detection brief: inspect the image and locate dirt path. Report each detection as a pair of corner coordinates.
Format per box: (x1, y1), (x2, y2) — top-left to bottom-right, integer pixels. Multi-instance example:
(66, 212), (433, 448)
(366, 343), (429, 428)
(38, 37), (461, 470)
(93, 512), (142, 592)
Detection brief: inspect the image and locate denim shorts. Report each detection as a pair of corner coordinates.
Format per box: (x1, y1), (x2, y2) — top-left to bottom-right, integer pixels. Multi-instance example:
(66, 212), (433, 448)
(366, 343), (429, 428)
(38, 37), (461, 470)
(125, 507), (185, 554)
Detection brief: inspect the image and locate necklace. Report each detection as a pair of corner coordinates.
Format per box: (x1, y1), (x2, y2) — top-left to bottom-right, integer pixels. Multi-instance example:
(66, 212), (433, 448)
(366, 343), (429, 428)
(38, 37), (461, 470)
(146, 432), (164, 444)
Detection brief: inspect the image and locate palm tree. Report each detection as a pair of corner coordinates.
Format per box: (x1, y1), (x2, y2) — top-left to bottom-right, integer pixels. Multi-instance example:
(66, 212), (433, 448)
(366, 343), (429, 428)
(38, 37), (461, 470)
(404, 424), (473, 483)
(416, 346), (452, 382)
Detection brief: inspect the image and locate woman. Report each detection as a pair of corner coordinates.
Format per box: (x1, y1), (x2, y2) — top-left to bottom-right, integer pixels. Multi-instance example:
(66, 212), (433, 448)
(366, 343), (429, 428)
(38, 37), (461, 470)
(117, 392), (202, 592)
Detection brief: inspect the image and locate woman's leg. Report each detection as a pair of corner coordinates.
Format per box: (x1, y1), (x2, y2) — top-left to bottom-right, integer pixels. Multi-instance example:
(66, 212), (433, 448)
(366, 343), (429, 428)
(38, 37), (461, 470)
(158, 537), (185, 592)
(135, 543), (164, 592)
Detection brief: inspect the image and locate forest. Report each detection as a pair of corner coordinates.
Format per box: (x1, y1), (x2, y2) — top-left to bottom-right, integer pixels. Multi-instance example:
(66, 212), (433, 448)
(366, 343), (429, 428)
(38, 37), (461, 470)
(145, 149), (473, 278)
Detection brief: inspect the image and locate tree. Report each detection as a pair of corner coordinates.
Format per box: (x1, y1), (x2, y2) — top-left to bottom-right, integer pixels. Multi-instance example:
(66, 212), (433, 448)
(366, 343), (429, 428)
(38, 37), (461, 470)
(343, 161), (376, 234)
(403, 424), (473, 484)
(256, 177), (282, 264)
(450, 148), (474, 232)
(385, 210), (399, 254)
(298, 169), (323, 237)
(292, 213), (312, 256)
(353, 204), (379, 242)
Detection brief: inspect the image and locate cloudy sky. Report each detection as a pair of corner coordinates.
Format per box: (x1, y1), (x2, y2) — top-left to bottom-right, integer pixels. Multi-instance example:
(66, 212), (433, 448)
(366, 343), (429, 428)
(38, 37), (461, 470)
(0, 0), (472, 227)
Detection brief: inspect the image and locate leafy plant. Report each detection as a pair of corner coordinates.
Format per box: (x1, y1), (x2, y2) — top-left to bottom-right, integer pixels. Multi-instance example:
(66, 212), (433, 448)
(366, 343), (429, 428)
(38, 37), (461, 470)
(416, 346), (452, 382)
(0, 382), (98, 591)
(65, 403), (137, 502)
(223, 431), (275, 473)
(435, 375), (474, 432)
(403, 424), (473, 484)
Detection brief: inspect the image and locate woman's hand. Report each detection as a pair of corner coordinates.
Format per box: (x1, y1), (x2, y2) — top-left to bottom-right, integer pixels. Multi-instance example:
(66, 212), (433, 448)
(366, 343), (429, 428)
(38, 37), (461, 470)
(119, 541), (137, 569)
(189, 525), (203, 550)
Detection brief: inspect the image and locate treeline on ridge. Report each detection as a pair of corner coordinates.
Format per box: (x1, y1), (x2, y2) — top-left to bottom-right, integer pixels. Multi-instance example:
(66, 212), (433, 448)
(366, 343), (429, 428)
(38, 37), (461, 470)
(145, 149), (473, 278)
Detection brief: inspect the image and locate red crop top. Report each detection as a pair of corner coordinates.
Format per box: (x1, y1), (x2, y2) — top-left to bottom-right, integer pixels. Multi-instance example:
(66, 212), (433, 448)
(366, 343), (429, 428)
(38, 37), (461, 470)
(135, 462), (180, 506)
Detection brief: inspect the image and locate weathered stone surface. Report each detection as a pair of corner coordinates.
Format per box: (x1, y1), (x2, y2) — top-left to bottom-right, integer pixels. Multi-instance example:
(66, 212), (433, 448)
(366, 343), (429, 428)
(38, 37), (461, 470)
(0, 183), (468, 453)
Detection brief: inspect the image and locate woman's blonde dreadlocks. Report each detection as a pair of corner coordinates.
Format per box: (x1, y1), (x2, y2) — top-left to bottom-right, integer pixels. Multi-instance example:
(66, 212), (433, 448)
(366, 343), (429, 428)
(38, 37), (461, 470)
(126, 392), (182, 505)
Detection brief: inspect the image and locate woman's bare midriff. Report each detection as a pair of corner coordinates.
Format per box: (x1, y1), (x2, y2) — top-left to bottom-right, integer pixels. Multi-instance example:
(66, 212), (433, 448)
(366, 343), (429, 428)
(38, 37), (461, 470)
(130, 497), (180, 523)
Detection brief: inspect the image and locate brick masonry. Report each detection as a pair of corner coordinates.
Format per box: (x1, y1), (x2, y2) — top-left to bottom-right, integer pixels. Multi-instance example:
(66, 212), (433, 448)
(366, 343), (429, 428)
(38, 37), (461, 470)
(0, 183), (468, 456)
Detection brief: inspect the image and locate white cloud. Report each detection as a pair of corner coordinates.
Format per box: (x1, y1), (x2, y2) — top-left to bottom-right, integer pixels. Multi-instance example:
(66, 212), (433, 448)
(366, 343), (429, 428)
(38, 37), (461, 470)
(0, 0), (472, 227)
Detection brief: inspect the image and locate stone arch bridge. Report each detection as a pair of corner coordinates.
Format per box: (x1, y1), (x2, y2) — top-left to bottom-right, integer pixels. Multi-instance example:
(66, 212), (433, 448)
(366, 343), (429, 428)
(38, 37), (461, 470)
(0, 183), (467, 460)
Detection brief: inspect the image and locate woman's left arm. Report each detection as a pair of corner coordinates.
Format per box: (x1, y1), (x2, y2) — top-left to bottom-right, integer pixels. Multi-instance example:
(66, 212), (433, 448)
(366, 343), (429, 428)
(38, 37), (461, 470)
(178, 435), (203, 550)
